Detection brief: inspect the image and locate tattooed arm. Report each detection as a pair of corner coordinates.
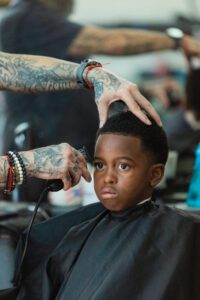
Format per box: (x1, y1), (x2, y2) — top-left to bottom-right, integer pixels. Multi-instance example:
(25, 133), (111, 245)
(68, 27), (176, 57)
(0, 144), (91, 191)
(0, 51), (161, 126)
(0, 52), (79, 92)
(68, 27), (200, 58)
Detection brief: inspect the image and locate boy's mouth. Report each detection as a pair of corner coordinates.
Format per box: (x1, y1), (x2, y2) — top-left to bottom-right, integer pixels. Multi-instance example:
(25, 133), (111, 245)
(100, 187), (118, 199)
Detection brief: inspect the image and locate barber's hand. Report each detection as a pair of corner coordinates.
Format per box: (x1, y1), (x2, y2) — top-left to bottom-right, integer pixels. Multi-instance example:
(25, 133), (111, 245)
(20, 143), (92, 190)
(182, 35), (200, 69)
(88, 67), (162, 127)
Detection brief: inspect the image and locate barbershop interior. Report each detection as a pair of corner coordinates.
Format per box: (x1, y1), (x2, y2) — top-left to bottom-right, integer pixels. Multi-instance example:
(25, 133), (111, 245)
(0, 0), (200, 298)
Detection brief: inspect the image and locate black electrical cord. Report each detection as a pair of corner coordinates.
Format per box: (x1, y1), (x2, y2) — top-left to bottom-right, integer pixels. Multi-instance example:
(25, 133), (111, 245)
(12, 146), (90, 286)
(13, 185), (51, 285)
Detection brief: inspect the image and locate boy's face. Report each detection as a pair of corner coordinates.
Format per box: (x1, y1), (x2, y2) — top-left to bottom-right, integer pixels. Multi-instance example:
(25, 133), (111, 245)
(94, 133), (164, 212)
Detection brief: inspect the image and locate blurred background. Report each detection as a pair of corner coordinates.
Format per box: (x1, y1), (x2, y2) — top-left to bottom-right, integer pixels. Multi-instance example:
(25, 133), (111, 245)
(0, 0), (199, 82)
(1, 1), (200, 288)
(70, 0), (199, 80)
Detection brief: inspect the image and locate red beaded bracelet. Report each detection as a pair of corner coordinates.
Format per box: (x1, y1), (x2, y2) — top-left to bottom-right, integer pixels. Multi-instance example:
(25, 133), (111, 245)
(76, 59), (102, 90)
(3, 155), (16, 193)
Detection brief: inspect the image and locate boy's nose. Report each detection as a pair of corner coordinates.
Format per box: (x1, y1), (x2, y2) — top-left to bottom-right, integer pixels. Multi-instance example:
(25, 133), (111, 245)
(104, 169), (117, 184)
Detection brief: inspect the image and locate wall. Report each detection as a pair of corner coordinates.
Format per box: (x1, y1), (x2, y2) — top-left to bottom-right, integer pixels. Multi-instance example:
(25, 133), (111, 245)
(0, 0), (198, 81)
(70, 0), (200, 24)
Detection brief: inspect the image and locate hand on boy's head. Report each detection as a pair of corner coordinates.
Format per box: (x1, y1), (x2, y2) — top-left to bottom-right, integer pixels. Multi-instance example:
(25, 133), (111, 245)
(90, 68), (162, 128)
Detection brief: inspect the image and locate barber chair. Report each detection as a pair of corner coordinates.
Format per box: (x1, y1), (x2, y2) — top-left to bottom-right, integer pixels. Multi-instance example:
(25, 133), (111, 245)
(0, 226), (16, 289)
(0, 202), (49, 290)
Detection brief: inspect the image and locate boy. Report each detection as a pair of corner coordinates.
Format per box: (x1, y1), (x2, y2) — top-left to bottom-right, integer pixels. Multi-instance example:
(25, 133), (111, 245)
(18, 112), (200, 299)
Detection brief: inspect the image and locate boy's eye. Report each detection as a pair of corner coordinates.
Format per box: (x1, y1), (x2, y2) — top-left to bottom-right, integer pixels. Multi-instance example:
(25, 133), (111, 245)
(94, 162), (104, 170)
(119, 163), (129, 170)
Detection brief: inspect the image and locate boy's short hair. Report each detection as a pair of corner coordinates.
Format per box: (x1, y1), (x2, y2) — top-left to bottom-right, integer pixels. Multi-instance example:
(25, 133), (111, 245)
(96, 111), (168, 165)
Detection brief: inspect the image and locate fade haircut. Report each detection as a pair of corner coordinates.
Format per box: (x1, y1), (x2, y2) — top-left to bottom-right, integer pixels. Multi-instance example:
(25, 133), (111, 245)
(96, 111), (168, 165)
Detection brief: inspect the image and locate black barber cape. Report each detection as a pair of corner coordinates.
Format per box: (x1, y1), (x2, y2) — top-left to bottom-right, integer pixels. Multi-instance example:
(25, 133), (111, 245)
(17, 201), (200, 300)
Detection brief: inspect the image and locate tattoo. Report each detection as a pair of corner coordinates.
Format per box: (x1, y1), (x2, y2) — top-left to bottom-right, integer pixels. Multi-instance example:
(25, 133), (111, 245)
(88, 68), (121, 102)
(0, 52), (79, 93)
(94, 82), (104, 102)
(32, 145), (64, 176)
(73, 166), (79, 173)
(68, 27), (175, 57)
(21, 145), (66, 178)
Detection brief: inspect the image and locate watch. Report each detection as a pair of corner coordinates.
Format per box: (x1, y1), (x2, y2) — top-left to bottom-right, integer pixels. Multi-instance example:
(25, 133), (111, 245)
(76, 59), (102, 89)
(166, 27), (184, 49)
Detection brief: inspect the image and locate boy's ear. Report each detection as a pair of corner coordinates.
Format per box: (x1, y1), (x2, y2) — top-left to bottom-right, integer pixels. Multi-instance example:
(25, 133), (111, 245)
(149, 164), (165, 187)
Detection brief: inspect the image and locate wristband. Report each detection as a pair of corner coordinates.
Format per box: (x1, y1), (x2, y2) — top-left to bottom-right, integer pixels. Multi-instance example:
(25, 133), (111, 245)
(76, 59), (102, 89)
(6, 151), (27, 185)
(3, 155), (17, 193)
(13, 151), (27, 184)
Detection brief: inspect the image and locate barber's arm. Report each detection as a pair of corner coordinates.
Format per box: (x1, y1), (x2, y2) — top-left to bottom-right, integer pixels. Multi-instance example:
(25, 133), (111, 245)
(68, 26), (200, 60)
(0, 52), (79, 92)
(0, 51), (161, 126)
(68, 27), (176, 56)
(0, 143), (91, 191)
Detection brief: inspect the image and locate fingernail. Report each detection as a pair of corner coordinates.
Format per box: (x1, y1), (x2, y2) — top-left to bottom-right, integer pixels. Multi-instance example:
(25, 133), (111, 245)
(145, 118), (151, 125)
(99, 121), (104, 128)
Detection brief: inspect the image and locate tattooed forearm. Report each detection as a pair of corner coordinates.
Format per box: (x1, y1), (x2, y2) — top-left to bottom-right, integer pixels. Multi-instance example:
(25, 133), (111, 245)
(33, 145), (64, 176)
(21, 145), (65, 178)
(0, 52), (80, 93)
(68, 27), (176, 57)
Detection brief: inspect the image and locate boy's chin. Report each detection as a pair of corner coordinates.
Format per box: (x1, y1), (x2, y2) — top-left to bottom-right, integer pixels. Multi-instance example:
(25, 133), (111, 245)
(99, 199), (138, 212)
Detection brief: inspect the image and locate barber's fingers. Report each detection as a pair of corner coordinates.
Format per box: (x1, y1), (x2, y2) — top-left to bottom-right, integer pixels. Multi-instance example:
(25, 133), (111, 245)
(74, 149), (88, 166)
(81, 165), (92, 182)
(64, 163), (91, 188)
(62, 172), (73, 191)
(62, 168), (84, 190)
(97, 93), (151, 128)
(132, 89), (162, 126)
(119, 91), (152, 125)
(72, 151), (91, 182)
(71, 163), (91, 184)
(95, 82), (162, 127)
(96, 99), (109, 128)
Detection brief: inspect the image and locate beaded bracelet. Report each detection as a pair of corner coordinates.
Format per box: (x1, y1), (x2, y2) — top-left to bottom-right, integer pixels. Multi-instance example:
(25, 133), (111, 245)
(6, 151), (27, 185)
(3, 155), (17, 193)
(13, 151), (27, 184)
(76, 59), (102, 90)
(8, 151), (23, 184)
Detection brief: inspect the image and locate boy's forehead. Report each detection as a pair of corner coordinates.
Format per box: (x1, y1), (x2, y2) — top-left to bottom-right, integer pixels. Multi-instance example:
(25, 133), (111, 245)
(95, 133), (143, 155)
